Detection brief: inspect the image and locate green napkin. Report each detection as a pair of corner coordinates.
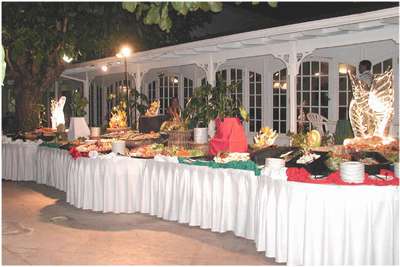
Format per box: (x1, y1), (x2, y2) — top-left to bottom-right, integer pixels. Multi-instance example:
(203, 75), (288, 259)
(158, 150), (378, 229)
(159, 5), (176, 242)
(178, 158), (261, 176)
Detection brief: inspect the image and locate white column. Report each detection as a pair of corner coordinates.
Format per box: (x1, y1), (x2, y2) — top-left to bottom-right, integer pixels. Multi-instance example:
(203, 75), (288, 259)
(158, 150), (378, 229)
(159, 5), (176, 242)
(207, 56), (216, 87)
(55, 80), (59, 99)
(83, 72), (90, 122)
(288, 44), (298, 133)
(263, 56), (273, 128)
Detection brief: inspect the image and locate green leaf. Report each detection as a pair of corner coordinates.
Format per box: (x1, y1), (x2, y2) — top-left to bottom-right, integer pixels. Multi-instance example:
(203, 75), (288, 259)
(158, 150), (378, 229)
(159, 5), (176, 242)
(160, 4), (172, 32)
(199, 2), (210, 12)
(268, 1), (278, 8)
(252, 2), (259, 5)
(143, 5), (161, 25)
(171, 2), (188, 16)
(122, 2), (138, 13)
(209, 2), (223, 13)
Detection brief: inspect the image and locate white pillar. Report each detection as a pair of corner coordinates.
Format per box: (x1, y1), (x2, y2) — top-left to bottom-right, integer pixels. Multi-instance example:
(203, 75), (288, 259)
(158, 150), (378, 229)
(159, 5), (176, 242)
(55, 80), (59, 99)
(288, 44), (298, 133)
(83, 72), (90, 123)
(207, 56), (216, 87)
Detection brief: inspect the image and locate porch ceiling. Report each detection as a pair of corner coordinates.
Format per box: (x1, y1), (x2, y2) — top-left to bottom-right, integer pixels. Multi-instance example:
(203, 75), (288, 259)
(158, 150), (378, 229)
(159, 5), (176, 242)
(63, 7), (398, 77)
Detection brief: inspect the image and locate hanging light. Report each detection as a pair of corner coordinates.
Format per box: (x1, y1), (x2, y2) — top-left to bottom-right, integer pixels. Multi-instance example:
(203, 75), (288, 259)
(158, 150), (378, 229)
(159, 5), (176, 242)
(116, 46), (132, 58)
(101, 65), (108, 72)
(62, 54), (73, 63)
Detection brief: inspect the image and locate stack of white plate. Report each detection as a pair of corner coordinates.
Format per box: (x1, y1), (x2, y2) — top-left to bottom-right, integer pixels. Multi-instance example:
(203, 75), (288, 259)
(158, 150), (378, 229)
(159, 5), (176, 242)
(340, 161), (365, 183)
(265, 158), (285, 170)
(112, 140), (126, 155)
(394, 163), (399, 178)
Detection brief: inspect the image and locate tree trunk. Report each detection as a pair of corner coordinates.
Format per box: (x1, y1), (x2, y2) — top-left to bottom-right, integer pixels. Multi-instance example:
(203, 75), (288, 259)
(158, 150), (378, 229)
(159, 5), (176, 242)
(15, 82), (43, 132)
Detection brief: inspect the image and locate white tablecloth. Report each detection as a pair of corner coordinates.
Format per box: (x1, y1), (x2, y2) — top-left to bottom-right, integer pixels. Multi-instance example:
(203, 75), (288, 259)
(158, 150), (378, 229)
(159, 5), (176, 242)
(141, 161), (258, 239)
(37, 147), (71, 192)
(2, 141), (39, 181)
(66, 155), (148, 213)
(2, 143), (399, 265)
(255, 176), (399, 265)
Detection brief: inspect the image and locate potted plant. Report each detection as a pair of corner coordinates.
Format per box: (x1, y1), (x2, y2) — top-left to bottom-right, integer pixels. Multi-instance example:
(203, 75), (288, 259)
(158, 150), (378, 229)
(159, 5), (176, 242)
(68, 89), (90, 141)
(208, 81), (249, 155)
(182, 84), (214, 144)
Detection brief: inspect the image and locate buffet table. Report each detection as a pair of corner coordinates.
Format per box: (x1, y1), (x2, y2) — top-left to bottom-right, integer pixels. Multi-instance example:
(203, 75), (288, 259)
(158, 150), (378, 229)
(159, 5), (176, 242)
(2, 141), (398, 265)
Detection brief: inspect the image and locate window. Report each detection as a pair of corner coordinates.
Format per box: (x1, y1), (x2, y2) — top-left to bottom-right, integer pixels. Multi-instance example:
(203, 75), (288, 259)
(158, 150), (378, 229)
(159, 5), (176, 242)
(297, 61), (329, 131)
(272, 68), (287, 134)
(249, 71), (262, 133)
(230, 68), (243, 104)
(183, 77), (193, 107)
(216, 68), (243, 104)
(159, 75), (179, 114)
(373, 58), (392, 74)
(338, 64), (356, 120)
(147, 81), (156, 102)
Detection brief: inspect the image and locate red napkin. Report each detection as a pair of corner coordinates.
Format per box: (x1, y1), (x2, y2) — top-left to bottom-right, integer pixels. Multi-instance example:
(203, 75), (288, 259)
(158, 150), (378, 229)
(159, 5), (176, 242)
(286, 168), (399, 186)
(68, 147), (88, 159)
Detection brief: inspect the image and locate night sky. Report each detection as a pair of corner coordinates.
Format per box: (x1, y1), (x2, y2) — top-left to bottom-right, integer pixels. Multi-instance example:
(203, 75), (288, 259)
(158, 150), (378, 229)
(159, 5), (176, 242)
(193, 2), (399, 40)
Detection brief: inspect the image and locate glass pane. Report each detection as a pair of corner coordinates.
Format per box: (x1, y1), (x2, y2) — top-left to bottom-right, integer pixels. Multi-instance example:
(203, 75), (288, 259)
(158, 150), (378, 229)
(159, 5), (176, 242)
(249, 72), (254, 82)
(303, 77), (310, 91)
(312, 77), (319, 91)
(383, 59), (392, 72)
(348, 92), (353, 103)
(256, 121), (262, 132)
(297, 92), (301, 105)
(303, 92), (310, 105)
(280, 95), (286, 107)
(373, 63), (382, 74)
(273, 108), (279, 120)
(237, 69), (242, 80)
(281, 69), (287, 80)
(273, 121), (279, 132)
(321, 108), (328, 118)
(231, 69), (236, 80)
(302, 62), (310, 75)
(256, 108), (262, 120)
(339, 92), (347, 106)
(273, 95), (279, 107)
(256, 96), (261, 107)
(280, 109), (286, 120)
(312, 61), (319, 75)
(321, 76), (328, 91)
(311, 92), (319, 106)
(321, 62), (328, 75)
(256, 73), (261, 82)
(250, 83), (254, 94)
(256, 83), (261, 94)
(281, 122), (286, 134)
(339, 107), (347, 120)
(321, 92), (329, 106)
(250, 121), (255, 132)
(250, 96), (255, 107)
(312, 107), (319, 114)
(297, 77), (301, 90)
(250, 109), (254, 119)
(339, 77), (347, 91)
(273, 71), (279, 81)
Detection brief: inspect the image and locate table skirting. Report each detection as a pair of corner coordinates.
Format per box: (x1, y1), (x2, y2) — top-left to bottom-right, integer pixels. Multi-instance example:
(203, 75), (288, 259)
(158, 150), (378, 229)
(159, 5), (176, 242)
(255, 177), (399, 265)
(2, 142), (399, 265)
(2, 142), (38, 182)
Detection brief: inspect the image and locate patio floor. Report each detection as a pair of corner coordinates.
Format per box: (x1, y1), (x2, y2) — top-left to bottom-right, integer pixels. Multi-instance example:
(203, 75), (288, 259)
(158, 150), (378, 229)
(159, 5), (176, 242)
(2, 180), (279, 265)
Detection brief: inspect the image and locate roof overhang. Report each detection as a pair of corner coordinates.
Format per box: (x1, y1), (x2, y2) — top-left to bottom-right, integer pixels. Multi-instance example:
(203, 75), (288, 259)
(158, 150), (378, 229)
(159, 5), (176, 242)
(63, 7), (399, 78)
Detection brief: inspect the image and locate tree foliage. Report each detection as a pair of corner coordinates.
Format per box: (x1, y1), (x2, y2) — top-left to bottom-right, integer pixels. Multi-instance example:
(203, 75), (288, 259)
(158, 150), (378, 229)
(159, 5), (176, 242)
(2, 2), (213, 130)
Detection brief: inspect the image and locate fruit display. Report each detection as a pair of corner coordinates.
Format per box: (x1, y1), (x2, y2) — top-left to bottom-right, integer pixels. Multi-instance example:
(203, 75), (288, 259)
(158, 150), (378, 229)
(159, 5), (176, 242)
(75, 139), (113, 153)
(128, 144), (205, 158)
(214, 152), (250, 164)
(306, 130), (321, 147)
(160, 120), (186, 132)
(253, 127), (278, 149)
(145, 100), (160, 117)
(109, 101), (127, 129)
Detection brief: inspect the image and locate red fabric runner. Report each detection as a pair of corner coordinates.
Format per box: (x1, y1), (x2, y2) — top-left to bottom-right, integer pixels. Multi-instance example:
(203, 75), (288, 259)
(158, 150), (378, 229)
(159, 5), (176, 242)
(209, 117), (248, 156)
(286, 167), (399, 186)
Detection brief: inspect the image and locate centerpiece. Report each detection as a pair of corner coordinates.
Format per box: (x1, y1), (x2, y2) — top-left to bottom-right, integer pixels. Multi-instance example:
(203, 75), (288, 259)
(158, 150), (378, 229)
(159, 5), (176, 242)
(107, 101), (129, 132)
(68, 90), (90, 141)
